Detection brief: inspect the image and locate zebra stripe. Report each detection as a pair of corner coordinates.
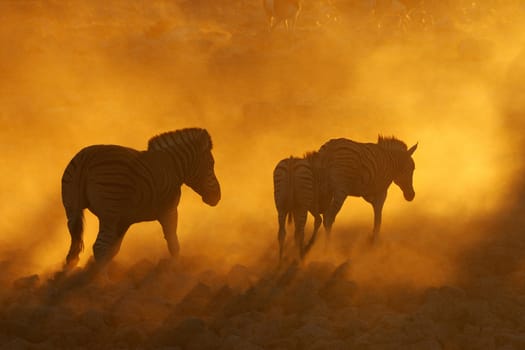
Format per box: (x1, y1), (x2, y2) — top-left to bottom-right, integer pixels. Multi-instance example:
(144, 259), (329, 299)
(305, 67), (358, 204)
(62, 128), (221, 268)
(318, 135), (417, 242)
(273, 151), (330, 262)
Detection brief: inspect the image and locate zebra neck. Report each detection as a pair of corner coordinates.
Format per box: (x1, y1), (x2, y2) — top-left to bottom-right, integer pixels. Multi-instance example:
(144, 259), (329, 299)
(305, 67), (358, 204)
(383, 149), (405, 175)
(162, 148), (197, 183)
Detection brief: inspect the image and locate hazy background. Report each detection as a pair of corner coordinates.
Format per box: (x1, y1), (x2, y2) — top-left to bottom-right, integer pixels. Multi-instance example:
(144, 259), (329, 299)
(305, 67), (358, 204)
(1, 0), (525, 293)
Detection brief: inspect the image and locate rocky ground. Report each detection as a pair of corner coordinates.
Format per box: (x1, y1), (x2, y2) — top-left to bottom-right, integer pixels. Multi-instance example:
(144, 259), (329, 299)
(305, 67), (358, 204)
(2, 222), (525, 350)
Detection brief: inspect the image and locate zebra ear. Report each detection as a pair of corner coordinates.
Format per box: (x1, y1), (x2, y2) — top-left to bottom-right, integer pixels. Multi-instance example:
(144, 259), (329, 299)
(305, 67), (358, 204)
(407, 143), (418, 156)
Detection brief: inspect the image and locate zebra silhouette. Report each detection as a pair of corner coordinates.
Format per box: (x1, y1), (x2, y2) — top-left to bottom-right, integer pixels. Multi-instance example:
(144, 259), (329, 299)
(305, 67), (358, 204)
(319, 135), (417, 242)
(263, 0), (301, 32)
(273, 151), (331, 262)
(61, 128), (221, 268)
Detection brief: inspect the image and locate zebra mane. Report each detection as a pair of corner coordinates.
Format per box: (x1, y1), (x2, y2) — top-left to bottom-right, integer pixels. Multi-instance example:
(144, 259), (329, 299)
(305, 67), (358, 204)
(303, 151), (319, 161)
(147, 128), (213, 152)
(377, 135), (408, 152)
(303, 150), (326, 168)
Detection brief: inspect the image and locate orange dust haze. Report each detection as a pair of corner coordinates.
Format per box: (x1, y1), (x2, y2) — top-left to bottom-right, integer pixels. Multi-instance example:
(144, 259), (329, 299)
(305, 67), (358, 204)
(1, 0), (524, 292)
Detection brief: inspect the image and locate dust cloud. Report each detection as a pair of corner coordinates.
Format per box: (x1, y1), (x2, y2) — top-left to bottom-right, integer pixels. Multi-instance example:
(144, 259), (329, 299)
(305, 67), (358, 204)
(1, 1), (525, 349)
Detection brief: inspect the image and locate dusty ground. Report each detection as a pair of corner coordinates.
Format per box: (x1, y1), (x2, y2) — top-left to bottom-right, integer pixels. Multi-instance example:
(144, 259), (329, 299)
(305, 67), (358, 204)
(1, 1), (525, 349)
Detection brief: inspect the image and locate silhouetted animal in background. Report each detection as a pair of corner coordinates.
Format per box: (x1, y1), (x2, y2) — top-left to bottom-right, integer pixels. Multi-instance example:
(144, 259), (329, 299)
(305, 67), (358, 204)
(318, 135), (417, 242)
(263, 0), (301, 32)
(61, 128), (221, 269)
(273, 151), (331, 262)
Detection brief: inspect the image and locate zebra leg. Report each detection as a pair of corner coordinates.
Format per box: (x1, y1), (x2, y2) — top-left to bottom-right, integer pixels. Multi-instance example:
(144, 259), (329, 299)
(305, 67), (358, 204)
(371, 191), (387, 243)
(323, 192), (347, 243)
(92, 219), (128, 267)
(268, 16), (275, 32)
(293, 209), (308, 260)
(277, 211), (287, 263)
(159, 208), (180, 260)
(271, 18), (283, 31)
(289, 14), (299, 34)
(65, 208), (85, 269)
(304, 213), (322, 257)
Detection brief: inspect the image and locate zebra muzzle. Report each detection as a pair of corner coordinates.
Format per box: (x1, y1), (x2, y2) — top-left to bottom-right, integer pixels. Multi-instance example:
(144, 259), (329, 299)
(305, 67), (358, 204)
(404, 190), (415, 201)
(202, 190), (221, 206)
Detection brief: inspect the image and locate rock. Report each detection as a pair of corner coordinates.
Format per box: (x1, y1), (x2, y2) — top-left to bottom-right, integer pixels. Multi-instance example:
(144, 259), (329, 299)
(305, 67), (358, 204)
(106, 261), (127, 281)
(113, 325), (145, 347)
(293, 321), (336, 349)
(319, 278), (357, 309)
(489, 296), (524, 327)
(408, 338), (442, 350)
(318, 261), (356, 308)
(126, 258), (155, 285)
(3, 337), (35, 350)
(418, 286), (469, 324)
(55, 325), (95, 348)
(13, 275), (39, 290)
(219, 334), (264, 350)
(378, 312), (407, 329)
(206, 284), (236, 313)
(266, 337), (298, 350)
(401, 314), (438, 343)
(362, 325), (410, 347)
(307, 339), (348, 350)
(227, 264), (254, 292)
(220, 284), (276, 317)
(331, 260), (351, 280)
(186, 328), (221, 350)
(154, 317), (217, 348)
(462, 299), (492, 327)
(281, 276), (323, 314)
(333, 308), (367, 339)
(496, 333), (525, 349)
(241, 318), (283, 347)
(305, 261), (336, 281)
(109, 296), (145, 327)
(78, 309), (107, 332)
(173, 282), (213, 316)
(211, 315), (244, 339)
(276, 262), (300, 287)
(0, 319), (46, 343)
(198, 269), (223, 289)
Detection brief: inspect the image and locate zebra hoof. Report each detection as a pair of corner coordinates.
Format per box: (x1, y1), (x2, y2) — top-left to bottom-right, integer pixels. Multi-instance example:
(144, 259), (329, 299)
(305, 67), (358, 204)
(64, 257), (79, 271)
(367, 235), (381, 246)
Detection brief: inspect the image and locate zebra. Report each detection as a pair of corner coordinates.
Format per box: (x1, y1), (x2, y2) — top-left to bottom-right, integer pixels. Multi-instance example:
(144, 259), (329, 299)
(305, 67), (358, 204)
(318, 135), (417, 242)
(61, 128), (221, 269)
(263, 0), (301, 32)
(273, 151), (331, 262)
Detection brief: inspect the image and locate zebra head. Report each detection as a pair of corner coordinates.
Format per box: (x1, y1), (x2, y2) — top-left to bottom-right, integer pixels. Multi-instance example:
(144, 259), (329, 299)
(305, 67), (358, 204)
(187, 147), (221, 206)
(393, 143), (418, 202)
(378, 136), (417, 202)
(148, 128), (221, 206)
